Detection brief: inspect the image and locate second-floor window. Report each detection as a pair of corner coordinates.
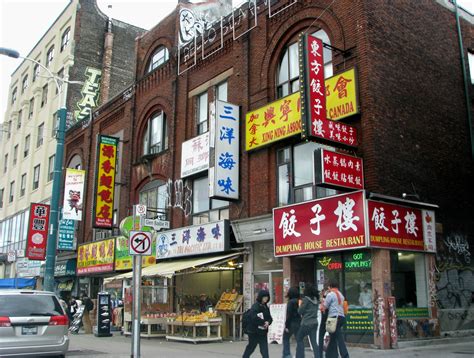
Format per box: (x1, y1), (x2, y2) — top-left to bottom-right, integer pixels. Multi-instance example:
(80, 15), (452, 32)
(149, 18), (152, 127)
(192, 176), (229, 225)
(29, 98), (35, 119)
(196, 92), (208, 134)
(143, 111), (167, 156)
(46, 46), (55, 67)
(33, 165), (40, 190)
(24, 135), (30, 157)
(20, 174), (26, 197)
(61, 28), (70, 52)
(37, 123), (44, 148)
(41, 84), (48, 107)
(22, 75), (28, 94)
(48, 155), (55, 182)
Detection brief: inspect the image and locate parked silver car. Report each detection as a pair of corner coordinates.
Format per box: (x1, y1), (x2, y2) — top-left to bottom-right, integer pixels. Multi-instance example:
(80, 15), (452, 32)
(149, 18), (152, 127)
(0, 289), (69, 357)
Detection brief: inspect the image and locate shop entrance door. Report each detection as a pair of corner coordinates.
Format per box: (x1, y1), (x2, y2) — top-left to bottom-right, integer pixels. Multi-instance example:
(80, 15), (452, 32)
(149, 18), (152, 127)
(253, 271), (283, 304)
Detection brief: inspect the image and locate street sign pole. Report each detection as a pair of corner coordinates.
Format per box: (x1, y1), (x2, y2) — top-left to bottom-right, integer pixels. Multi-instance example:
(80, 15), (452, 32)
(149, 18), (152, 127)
(131, 255), (142, 358)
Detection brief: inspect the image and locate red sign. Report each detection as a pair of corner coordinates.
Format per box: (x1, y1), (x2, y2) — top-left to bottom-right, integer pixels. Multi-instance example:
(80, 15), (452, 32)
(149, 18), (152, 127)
(315, 149), (364, 190)
(26, 203), (51, 260)
(273, 191), (367, 257)
(300, 34), (358, 147)
(368, 200), (424, 251)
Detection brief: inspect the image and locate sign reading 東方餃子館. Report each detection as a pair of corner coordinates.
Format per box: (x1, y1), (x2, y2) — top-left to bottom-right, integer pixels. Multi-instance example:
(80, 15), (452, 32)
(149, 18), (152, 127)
(75, 67), (102, 122)
(273, 191), (367, 257)
(156, 220), (230, 259)
(210, 100), (239, 200)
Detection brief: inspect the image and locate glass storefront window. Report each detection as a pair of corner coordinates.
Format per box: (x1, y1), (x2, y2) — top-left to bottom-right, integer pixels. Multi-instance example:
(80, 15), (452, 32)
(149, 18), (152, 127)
(253, 241), (283, 271)
(391, 251), (427, 308)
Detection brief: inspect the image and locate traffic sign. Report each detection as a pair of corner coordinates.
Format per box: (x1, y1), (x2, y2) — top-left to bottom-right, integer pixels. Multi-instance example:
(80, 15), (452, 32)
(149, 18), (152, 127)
(142, 218), (170, 230)
(129, 231), (153, 256)
(134, 204), (147, 217)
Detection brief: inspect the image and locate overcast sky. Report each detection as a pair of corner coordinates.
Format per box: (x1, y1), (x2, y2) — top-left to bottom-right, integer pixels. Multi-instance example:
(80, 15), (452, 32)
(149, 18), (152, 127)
(1, 0), (473, 119)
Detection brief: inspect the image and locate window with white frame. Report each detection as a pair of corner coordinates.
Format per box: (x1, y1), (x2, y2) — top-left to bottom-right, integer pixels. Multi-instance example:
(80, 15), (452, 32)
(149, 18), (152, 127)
(138, 180), (169, 220)
(11, 87), (17, 105)
(13, 145), (18, 166)
(196, 92), (208, 134)
(48, 155), (55, 182)
(36, 123), (44, 148)
(9, 181), (14, 203)
(56, 68), (64, 94)
(147, 46), (169, 72)
(46, 45), (54, 67)
(22, 75), (28, 94)
(29, 97), (34, 119)
(61, 28), (70, 52)
(277, 29), (333, 98)
(33, 165), (40, 190)
(216, 81), (228, 101)
(17, 110), (22, 129)
(33, 63), (40, 82)
(41, 84), (48, 107)
(3, 154), (8, 173)
(192, 176), (228, 225)
(20, 174), (26, 197)
(24, 135), (30, 157)
(143, 111), (168, 156)
(7, 121), (11, 139)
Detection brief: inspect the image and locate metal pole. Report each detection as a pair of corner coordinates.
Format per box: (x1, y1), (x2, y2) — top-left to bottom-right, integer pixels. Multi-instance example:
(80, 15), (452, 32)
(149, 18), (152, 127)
(131, 255), (142, 357)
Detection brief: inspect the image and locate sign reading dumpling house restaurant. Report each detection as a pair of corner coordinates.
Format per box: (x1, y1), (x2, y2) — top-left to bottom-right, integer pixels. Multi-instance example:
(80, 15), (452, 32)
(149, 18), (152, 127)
(156, 220), (230, 259)
(26, 203), (51, 260)
(93, 135), (119, 228)
(273, 191), (367, 257)
(314, 149), (364, 190)
(368, 200), (425, 252)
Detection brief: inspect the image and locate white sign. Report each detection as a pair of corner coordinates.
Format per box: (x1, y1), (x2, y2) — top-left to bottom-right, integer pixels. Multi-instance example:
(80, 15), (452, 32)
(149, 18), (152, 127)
(156, 220), (229, 259)
(422, 210), (436, 253)
(142, 218), (170, 230)
(134, 204), (147, 217)
(267, 304), (286, 344)
(7, 250), (16, 263)
(129, 231), (153, 256)
(210, 100), (239, 200)
(180, 132), (209, 178)
(62, 168), (86, 221)
(16, 258), (42, 277)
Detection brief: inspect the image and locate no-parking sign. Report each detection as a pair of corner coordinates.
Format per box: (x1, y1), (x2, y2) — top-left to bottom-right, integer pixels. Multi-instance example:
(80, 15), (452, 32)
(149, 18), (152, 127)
(129, 231), (153, 256)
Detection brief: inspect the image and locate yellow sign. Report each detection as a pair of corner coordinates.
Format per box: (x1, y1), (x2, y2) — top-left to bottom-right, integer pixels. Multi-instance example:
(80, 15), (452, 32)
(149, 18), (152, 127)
(325, 68), (359, 121)
(77, 238), (115, 275)
(115, 236), (156, 270)
(245, 92), (302, 151)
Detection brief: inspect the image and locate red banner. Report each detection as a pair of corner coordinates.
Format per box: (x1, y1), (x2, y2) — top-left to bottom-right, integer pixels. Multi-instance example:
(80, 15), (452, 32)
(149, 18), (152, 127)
(273, 191), (367, 257)
(315, 149), (364, 190)
(26, 203), (51, 260)
(368, 200), (424, 251)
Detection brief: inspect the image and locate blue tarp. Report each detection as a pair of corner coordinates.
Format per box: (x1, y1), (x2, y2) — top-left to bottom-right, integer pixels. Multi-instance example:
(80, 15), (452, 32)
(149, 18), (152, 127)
(0, 278), (36, 289)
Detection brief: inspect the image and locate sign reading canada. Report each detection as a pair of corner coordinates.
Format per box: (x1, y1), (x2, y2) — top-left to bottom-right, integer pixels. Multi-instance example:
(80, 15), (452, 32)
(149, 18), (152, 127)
(26, 203), (51, 261)
(314, 149), (364, 190)
(273, 191), (367, 257)
(325, 68), (359, 120)
(368, 200), (424, 251)
(93, 135), (118, 228)
(77, 238), (115, 275)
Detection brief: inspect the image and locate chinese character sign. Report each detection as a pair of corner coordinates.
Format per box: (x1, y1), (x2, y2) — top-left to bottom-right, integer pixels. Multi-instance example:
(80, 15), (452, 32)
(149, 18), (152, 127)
(156, 220), (229, 259)
(26, 203), (51, 260)
(245, 92), (302, 151)
(77, 238), (115, 275)
(315, 149), (364, 190)
(273, 191), (366, 257)
(181, 132), (210, 178)
(325, 68), (359, 121)
(210, 100), (239, 200)
(422, 210), (436, 253)
(368, 200), (424, 251)
(62, 168), (85, 221)
(93, 135), (119, 228)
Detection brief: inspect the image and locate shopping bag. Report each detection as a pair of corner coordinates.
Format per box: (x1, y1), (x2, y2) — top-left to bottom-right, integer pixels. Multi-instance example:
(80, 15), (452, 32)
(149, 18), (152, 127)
(323, 332), (331, 352)
(326, 316), (338, 333)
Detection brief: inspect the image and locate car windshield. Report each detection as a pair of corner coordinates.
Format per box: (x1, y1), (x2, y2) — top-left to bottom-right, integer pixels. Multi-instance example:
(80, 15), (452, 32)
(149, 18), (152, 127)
(0, 294), (63, 317)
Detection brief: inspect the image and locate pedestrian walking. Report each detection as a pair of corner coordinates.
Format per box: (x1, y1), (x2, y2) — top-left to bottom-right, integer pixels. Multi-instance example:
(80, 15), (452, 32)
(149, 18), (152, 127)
(243, 290), (273, 358)
(81, 292), (94, 334)
(318, 287), (330, 358)
(282, 287), (301, 358)
(324, 280), (349, 358)
(296, 284), (319, 358)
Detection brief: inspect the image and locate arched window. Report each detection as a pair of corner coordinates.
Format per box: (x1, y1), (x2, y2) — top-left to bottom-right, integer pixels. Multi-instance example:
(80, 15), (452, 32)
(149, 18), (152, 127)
(147, 46), (169, 73)
(277, 29), (333, 98)
(143, 111), (168, 155)
(61, 27), (70, 52)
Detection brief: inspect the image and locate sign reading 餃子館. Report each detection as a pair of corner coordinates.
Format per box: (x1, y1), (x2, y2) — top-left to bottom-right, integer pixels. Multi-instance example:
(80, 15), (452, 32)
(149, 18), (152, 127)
(245, 92), (302, 151)
(273, 191), (367, 257)
(300, 34), (358, 147)
(314, 149), (364, 190)
(325, 68), (359, 121)
(26, 203), (51, 261)
(93, 135), (119, 228)
(74, 67), (102, 122)
(156, 220), (230, 259)
(77, 238), (115, 275)
(368, 200), (425, 251)
(62, 168), (85, 221)
(210, 100), (239, 200)
(180, 132), (209, 178)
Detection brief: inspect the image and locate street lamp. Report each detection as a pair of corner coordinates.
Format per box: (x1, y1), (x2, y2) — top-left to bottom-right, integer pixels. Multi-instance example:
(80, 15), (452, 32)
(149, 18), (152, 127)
(0, 47), (81, 292)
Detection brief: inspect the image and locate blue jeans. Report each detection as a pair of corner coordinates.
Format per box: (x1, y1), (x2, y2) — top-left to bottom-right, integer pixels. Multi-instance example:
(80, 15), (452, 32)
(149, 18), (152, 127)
(296, 324), (319, 358)
(326, 316), (349, 358)
(282, 322), (300, 358)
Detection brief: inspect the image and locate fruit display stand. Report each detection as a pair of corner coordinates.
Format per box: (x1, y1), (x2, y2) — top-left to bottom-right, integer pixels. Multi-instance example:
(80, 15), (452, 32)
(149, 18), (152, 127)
(165, 312), (223, 344)
(215, 293), (244, 341)
(123, 312), (177, 338)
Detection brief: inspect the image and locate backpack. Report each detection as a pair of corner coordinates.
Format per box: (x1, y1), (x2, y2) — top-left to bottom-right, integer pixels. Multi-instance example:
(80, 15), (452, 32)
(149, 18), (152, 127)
(242, 309), (252, 334)
(85, 298), (94, 312)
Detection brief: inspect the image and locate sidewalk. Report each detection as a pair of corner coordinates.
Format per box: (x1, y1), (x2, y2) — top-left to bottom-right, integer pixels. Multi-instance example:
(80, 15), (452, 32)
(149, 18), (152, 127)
(67, 332), (474, 357)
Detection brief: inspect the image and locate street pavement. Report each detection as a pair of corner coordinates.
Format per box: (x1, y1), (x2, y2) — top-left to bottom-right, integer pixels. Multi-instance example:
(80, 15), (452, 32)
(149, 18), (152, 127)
(67, 332), (474, 357)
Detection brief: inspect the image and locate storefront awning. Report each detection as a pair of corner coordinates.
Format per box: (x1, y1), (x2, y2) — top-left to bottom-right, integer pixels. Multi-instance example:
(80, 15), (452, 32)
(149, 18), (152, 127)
(104, 252), (243, 283)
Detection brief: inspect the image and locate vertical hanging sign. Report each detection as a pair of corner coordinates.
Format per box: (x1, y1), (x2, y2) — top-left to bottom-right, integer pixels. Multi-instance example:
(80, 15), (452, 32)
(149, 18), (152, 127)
(93, 135), (118, 228)
(26, 203), (51, 260)
(210, 100), (239, 200)
(62, 168), (85, 221)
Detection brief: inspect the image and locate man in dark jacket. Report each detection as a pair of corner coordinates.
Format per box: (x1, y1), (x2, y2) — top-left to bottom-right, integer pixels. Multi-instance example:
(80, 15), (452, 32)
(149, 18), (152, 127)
(296, 284), (319, 358)
(243, 290), (273, 358)
(283, 287), (301, 358)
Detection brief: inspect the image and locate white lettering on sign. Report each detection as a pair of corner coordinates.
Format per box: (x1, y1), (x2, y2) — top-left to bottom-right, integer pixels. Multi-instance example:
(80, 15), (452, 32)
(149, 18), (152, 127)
(75, 67), (102, 122)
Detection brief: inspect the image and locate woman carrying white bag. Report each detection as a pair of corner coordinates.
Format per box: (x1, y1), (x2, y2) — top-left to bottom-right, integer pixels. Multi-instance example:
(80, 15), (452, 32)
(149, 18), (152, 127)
(323, 280), (349, 358)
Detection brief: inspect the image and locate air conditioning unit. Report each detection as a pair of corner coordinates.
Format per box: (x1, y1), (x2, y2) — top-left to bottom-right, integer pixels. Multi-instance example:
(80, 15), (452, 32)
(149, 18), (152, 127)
(93, 229), (112, 241)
